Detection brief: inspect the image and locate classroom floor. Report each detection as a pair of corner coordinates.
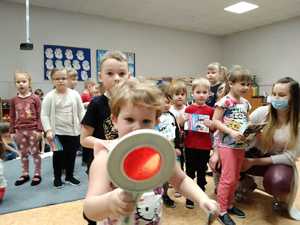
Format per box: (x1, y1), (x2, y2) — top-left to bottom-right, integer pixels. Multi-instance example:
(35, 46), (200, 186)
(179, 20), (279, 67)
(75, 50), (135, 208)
(1, 163), (300, 225)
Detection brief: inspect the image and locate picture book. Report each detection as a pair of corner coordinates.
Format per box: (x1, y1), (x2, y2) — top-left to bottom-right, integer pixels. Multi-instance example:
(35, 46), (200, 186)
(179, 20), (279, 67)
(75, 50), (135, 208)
(184, 113), (210, 133)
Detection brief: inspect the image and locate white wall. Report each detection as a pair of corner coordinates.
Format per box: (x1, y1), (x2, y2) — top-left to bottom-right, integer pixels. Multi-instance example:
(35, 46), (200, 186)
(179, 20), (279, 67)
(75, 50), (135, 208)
(0, 2), (222, 98)
(222, 17), (300, 95)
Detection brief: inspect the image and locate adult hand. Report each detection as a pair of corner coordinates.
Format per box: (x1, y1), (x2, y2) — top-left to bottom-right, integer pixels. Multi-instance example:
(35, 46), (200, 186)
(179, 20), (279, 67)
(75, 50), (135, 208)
(230, 130), (245, 143)
(241, 158), (255, 172)
(46, 130), (54, 143)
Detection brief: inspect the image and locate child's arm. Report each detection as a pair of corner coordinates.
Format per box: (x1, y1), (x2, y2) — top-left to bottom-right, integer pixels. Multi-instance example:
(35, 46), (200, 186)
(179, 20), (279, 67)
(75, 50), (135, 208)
(80, 125), (97, 149)
(169, 164), (219, 215)
(83, 149), (136, 222)
(213, 106), (245, 143)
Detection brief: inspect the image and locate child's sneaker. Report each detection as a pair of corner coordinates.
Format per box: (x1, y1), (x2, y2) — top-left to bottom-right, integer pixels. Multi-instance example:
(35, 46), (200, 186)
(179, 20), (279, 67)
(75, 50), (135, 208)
(228, 206), (246, 218)
(218, 213), (236, 225)
(185, 199), (194, 209)
(65, 176), (80, 185)
(162, 195), (176, 208)
(53, 178), (64, 189)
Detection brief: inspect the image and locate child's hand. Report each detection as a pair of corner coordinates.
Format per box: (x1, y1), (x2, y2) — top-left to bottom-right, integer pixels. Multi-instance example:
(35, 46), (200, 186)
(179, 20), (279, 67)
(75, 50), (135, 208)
(200, 199), (220, 219)
(175, 148), (181, 156)
(203, 119), (214, 129)
(46, 130), (54, 143)
(230, 130), (245, 143)
(108, 188), (136, 218)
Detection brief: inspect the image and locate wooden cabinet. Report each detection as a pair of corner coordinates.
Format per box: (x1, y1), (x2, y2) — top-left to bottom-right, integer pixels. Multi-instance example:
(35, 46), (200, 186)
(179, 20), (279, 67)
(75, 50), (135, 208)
(244, 88), (265, 112)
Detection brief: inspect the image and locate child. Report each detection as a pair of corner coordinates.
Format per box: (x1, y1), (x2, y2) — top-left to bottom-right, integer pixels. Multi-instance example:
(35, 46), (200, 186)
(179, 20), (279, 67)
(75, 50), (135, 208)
(0, 123), (19, 161)
(10, 72), (43, 186)
(156, 82), (181, 208)
(83, 79), (219, 224)
(0, 123), (8, 202)
(169, 79), (187, 197)
(80, 51), (131, 225)
(81, 79), (96, 108)
(184, 78), (214, 209)
(206, 62), (222, 107)
(41, 68), (84, 188)
(213, 65), (251, 225)
(67, 68), (78, 90)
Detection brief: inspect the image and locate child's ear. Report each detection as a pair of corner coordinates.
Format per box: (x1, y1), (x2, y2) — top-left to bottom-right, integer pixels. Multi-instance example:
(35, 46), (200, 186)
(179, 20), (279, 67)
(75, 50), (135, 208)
(98, 72), (102, 81)
(111, 114), (117, 126)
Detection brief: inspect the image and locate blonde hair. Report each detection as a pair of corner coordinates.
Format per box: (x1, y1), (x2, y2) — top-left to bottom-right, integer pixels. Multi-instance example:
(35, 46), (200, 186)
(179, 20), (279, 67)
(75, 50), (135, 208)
(192, 78), (211, 91)
(261, 77), (300, 150)
(14, 71), (32, 88)
(110, 79), (163, 118)
(50, 68), (67, 79)
(99, 50), (128, 71)
(227, 65), (251, 83)
(67, 68), (78, 78)
(207, 62), (221, 72)
(84, 79), (96, 89)
(170, 79), (187, 96)
(158, 82), (172, 100)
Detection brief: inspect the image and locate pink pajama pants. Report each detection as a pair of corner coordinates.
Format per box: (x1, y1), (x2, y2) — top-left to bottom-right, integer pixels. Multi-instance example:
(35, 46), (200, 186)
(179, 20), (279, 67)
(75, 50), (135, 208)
(217, 146), (245, 213)
(15, 130), (41, 176)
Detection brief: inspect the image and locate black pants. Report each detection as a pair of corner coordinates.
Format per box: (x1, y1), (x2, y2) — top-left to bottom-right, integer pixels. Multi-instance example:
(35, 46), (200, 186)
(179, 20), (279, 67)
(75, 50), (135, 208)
(82, 147), (94, 174)
(53, 135), (80, 180)
(185, 148), (210, 191)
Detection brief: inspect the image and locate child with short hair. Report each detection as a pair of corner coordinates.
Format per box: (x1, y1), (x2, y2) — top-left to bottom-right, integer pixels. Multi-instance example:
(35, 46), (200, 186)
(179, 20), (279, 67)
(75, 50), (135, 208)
(206, 62), (222, 107)
(81, 79), (96, 108)
(0, 123), (19, 161)
(156, 82), (181, 208)
(80, 50), (131, 225)
(83, 79), (219, 224)
(10, 71), (43, 186)
(67, 68), (78, 90)
(41, 68), (85, 188)
(184, 78), (215, 209)
(213, 65), (252, 225)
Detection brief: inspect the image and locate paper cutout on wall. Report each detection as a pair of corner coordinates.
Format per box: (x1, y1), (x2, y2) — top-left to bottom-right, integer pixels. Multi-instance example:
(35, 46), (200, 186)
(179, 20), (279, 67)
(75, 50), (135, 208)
(44, 45), (91, 81)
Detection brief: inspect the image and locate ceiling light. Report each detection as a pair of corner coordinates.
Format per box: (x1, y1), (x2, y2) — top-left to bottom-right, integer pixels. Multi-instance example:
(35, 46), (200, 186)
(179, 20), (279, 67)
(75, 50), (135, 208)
(224, 1), (259, 14)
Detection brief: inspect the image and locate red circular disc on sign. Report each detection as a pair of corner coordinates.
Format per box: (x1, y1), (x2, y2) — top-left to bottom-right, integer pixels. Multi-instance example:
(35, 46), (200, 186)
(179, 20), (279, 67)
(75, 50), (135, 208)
(123, 146), (161, 181)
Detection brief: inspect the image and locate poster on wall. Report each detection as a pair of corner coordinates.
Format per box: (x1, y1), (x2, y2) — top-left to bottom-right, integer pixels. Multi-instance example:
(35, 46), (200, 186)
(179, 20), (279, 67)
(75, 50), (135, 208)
(43, 45), (91, 81)
(96, 49), (136, 78)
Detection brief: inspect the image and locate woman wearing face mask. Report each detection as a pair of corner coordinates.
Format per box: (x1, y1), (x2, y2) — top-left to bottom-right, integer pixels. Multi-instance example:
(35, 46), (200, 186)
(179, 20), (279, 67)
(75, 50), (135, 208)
(241, 77), (300, 220)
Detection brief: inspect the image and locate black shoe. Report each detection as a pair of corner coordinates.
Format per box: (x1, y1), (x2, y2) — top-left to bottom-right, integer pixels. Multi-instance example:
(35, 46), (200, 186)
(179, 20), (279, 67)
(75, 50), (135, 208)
(218, 213), (236, 225)
(53, 178), (64, 189)
(30, 175), (42, 186)
(15, 175), (30, 186)
(185, 199), (194, 209)
(65, 177), (80, 185)
(162, 195), (176, 208)
(228, 206), (246, 218)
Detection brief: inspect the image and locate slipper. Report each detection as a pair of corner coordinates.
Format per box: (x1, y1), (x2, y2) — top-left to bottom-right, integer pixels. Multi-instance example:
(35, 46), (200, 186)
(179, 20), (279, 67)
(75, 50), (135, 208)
(15, 175), (30, 186)
(31, 175), (42, 186)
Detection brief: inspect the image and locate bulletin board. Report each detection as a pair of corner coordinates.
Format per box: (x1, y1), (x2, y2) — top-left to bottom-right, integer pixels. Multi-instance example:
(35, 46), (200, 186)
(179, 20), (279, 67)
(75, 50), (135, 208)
(43, 44), (91, 81)
(96, 49), (136, 78)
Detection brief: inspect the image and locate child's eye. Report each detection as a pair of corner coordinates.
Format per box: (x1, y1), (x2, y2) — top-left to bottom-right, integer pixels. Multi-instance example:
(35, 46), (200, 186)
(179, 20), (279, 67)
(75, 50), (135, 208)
(119, 72), (126, 77)
(143, 119), (152, 125)
(125, 117), (134, 123)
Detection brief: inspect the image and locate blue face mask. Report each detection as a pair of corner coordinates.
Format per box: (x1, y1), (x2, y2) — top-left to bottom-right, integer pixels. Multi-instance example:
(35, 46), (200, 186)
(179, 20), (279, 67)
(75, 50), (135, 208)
(271, 98), (289, 110)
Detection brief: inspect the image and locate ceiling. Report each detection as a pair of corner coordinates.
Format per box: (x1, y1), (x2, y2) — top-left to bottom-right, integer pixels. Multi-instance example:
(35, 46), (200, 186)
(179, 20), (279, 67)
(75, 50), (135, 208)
(5, 0), (300, 36)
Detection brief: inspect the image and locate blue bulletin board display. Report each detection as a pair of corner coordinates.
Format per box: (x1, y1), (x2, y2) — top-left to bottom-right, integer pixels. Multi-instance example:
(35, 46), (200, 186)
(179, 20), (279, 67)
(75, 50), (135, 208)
(44, 45), (91, 81)
(96, 49), (136, 78)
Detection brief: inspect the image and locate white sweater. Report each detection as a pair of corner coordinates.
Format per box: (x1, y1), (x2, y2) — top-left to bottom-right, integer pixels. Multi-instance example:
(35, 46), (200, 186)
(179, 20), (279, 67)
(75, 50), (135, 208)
(250, 105), (300, 166)
(41, 89), (84, 136)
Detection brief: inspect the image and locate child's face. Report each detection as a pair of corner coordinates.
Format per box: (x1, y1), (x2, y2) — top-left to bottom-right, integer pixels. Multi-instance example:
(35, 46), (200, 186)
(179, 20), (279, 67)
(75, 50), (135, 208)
(15, 73), (30, 95)
(0, 132), (10, 143)
(67, 76), (78, 89)
(230, 80), (250, 97)
(163, 97), (171, 112)
(52, 71), (68, 92)
(206, 69), (219, 85)
(112, 102), (158, 138)
(100, 58), (130, 93)
(192, 85), (210, 105)
(173, 91), (186, 107)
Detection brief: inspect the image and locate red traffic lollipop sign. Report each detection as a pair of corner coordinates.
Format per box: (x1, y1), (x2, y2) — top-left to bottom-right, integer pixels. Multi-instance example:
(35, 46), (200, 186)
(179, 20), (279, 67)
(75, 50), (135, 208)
(107, 129), (175, 193)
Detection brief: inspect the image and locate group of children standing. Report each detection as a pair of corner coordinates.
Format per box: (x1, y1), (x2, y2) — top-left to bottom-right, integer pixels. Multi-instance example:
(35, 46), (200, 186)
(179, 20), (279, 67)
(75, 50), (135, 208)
(0, 50), (255, 225)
